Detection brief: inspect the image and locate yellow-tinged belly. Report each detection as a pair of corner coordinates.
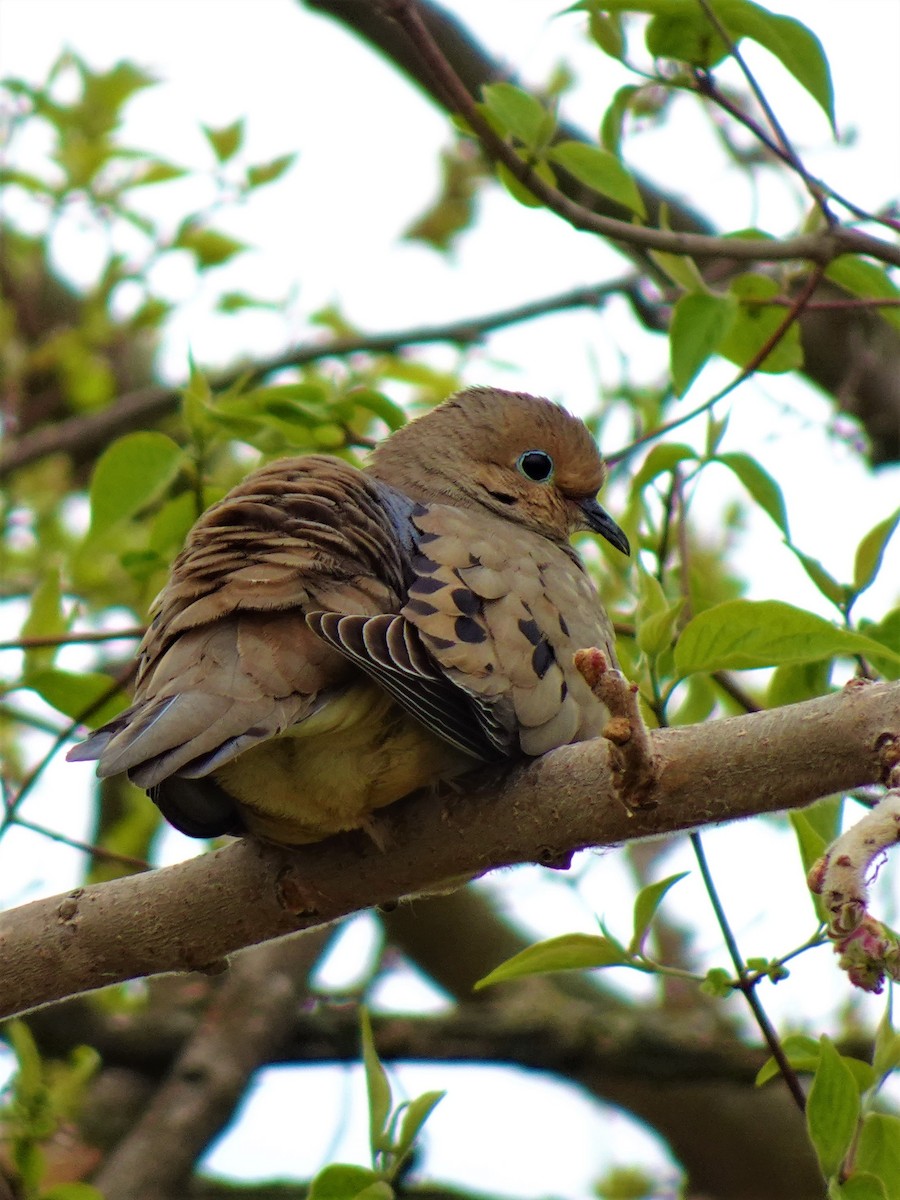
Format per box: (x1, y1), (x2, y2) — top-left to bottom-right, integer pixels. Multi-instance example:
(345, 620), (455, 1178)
(212, 681), (472, 843)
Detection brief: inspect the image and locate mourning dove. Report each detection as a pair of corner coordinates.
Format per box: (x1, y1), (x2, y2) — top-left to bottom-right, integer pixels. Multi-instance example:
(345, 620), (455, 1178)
(68, 387), (629, 844)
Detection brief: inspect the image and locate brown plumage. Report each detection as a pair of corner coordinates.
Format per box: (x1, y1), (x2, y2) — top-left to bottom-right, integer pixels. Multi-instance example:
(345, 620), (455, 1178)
(68, 387), (629, 844)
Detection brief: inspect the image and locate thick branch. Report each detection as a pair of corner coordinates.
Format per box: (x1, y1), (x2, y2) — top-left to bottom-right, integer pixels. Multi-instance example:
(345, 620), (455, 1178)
(1, 680), (897, 1018)
(93, 930), (332, 1200)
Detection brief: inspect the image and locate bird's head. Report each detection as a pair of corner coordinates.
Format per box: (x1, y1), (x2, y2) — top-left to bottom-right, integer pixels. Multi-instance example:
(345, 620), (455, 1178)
(368, 386), (630, 555)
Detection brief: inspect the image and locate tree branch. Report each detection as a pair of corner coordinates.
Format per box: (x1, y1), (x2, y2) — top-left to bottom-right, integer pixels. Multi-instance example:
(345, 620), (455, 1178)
(304, 0), (900, 463)
(0, 279), (637, 481)
(1, 680), (897, 1018)
(93, 930), (333, 1200)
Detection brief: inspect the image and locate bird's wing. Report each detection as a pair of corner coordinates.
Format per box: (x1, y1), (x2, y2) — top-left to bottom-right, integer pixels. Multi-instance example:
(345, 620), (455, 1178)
(68, 456), (407, 789)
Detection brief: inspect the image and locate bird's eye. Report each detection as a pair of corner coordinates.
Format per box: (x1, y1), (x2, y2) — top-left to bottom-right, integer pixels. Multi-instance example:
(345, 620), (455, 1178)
(516, 450), (554, 483)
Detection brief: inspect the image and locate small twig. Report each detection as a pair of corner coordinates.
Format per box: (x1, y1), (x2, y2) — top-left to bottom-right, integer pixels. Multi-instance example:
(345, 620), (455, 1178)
(609, 264), (828, 465)
(0, 627), (145, 652)
(575, 647), (658, 812)
(12, 816), (151, 872)
(0, 669), (132, 836)
(691, 832), (808, 1112)
(695, 0), (833, 223)
(381, 1), (900, 268)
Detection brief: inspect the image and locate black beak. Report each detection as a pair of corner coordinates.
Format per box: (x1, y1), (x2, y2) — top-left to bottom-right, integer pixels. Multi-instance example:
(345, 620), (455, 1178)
(578, 497), (630, 556)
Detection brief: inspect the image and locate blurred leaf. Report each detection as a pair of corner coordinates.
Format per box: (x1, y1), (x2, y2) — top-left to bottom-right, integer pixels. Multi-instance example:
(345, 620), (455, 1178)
(350, 388), (408, 432)
(756, 1034), (821, 1086)
(174, 224), (247, 267)
(27, 668), (127, 727)
(202, 118), (244, 163)
(475, 933), (631, 989)
(873, 1000), (900, 1086)
(714, 452), (789, 535)
(20, 568), (68, 674)
(646, 11), (729, 67)
(637, 597), (685, 658)
(791, 796), (841, 921)
(717, 273), (803, 374)
(395, 1091), (445, 1163)
(834, 1175), (889, 1200)
(826, 257), (900, 331)
(88, 432), (184, 539)
(360, 1009), (392, 1160)
(596, 0), (834, 126)
(669, 291), (736, 395)
(548, 140), (646, 217)
(216, 291), (280, 314)
(496, 156), (556, 207)
(852, 507), (900, 598)
(632, 443), (697, 491)
(856, 1114), (900, 1200)
(630, 871), (689, 954)
(674, 600), (900, 676)
(247, 152), (296, 188)
(307, 1165), (384, 1200)
(600, 84), (641, 155)
(589, 10), (626, 59)
(129, 159), (187, 187)
(404, 143), (483, 252)
(785, 543), (847, 609)
(481, 82), (552, 149)
(807, 1037), (860, 1178)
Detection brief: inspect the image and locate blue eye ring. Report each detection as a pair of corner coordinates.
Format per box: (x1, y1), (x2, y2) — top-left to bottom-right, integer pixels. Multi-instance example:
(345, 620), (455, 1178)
(516, 449), (554, 483)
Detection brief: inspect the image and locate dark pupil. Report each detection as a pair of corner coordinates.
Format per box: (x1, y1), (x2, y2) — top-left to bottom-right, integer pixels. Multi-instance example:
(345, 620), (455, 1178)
(521, 451), (552, 481)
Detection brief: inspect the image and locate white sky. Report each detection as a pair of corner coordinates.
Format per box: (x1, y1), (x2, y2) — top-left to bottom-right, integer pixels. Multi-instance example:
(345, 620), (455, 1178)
(1, 1), (900, 1196)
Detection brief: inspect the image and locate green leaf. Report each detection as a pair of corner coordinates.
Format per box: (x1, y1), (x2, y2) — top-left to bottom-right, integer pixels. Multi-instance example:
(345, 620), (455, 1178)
(826, 257), (900, 331)
(717, 273), (803, 374)
(766, 659), (832, 707)
(548, 140), (646, 217)
(395, 1091), (445, 1163)
(834, 1174), (889, 1200)
(598, 0), (834, 127)
(630, 872), (689, 954)
(756, 1033), (821, 1086)
(307, 1165), (383, 1200)
(589, 10), (626, 59)
(669, 291), (736, 395)
(600, 84), (641, 155)
(21, 568), (68, 673)
(481, 83), (551, 149)
(350, 388), (408, 432)
(785, 543), (847, 609)
(246, 152), (296, 188)
(873, 998), (900, 1086)
(646, 11), (729, 68)
(495, 156), (556, 207)
(790, 797), (841, 921)
(637, 598), (685, 659)
(174, 224), (247, 268)
(27, 668), (127, 727)
(88, 432), (184, 539)
(475, 933), (631, 989)
(856, 1114), (900, 1200)
(360, 1009), (392, 1162)
(631, 443), (697, 491)
(807, 1037), (860, 1178)
(130, 160), (187, 187)
(202, 118), (244, 163)
(674, 600), (900, 676)
(853, 507), (900, 598)
(714, 452), (790, 536)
